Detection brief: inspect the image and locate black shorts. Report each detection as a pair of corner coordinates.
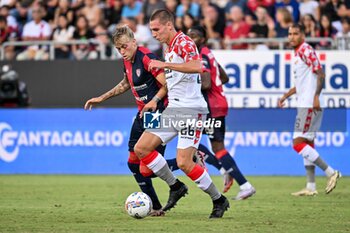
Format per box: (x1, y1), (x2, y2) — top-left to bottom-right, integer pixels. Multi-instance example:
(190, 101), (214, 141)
(204, 116), (226, 142)
(128, 112), (166, 155)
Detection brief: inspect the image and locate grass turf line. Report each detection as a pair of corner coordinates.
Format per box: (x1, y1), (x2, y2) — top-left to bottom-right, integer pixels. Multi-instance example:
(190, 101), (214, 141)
(0, 175), (349, 233)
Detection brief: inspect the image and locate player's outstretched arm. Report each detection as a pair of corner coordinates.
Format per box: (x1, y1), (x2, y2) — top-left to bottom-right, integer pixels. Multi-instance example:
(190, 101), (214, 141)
(278, 87), (296, 108)
(149, 59), (203, 74)
(84, 76), (131, 110)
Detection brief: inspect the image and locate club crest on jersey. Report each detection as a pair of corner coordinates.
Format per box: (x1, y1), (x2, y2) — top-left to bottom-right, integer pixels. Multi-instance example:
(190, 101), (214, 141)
(136, 69), (141, 77)
(169, 55), (173, 62)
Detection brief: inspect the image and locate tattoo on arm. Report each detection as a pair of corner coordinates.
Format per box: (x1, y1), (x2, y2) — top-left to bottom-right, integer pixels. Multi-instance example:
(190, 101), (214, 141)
(315, 69), (325, 96)
(100, 76), (130, 100)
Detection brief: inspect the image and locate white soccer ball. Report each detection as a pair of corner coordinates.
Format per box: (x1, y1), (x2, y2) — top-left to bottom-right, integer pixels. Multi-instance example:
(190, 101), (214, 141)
(125, 192), (152, 219)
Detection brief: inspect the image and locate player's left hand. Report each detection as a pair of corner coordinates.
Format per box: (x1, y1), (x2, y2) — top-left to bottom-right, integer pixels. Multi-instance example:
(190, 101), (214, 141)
(313, 95), (322, 112)
(148, 60), (165, 70)
(139, 100), (157, 118)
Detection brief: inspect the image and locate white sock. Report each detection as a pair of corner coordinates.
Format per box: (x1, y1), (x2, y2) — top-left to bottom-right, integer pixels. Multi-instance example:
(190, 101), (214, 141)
(325, 166), (335, 177)
(240, 182), (252, 190)
(306, 182), (316, 191)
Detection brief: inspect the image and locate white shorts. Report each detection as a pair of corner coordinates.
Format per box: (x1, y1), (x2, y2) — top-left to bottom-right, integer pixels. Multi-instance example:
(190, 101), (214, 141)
(293, 108), (323, 141)
(146, 108), (206, 149)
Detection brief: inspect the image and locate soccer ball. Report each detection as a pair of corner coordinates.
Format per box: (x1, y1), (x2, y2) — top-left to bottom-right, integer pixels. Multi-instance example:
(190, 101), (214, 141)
(125, 192), (152, 219)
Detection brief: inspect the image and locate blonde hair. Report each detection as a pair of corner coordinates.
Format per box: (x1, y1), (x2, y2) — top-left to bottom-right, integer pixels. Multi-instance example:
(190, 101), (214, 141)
(112, 25), (134, 44)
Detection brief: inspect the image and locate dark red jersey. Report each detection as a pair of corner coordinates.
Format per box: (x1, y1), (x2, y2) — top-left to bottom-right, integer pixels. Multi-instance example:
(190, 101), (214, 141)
(123, 46), (166, 112)
(200, 46), (228, 118)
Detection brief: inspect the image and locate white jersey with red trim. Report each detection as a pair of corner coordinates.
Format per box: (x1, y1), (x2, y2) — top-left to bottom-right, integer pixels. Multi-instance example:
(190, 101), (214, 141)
(293, 42), (325, 108)
(164, 31), (208, 113)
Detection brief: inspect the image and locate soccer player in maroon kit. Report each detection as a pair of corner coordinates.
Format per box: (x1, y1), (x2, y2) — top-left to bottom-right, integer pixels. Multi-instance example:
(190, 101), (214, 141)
(188, 25), (256, 200)
(84, 25), (180, 216)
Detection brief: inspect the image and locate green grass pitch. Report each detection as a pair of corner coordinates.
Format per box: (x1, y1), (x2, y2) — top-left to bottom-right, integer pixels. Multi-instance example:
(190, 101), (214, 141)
(1, 175), (349, 233)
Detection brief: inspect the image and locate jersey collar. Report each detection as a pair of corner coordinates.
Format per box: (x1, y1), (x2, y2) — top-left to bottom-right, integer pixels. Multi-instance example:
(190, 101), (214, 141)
(168, 31), (182, 48)
(294, 40), (305, 54)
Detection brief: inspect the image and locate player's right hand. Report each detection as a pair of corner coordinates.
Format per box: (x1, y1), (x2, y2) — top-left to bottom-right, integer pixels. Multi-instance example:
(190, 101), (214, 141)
(278, 97), (285, 108)
(84, 97), (103, 110)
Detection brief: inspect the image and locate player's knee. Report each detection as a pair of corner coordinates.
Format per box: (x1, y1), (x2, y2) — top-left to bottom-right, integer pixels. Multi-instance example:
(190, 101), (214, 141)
(177, 158), (193, 173)
(134, 143), (146, 158)
(139, 162), (154, 177)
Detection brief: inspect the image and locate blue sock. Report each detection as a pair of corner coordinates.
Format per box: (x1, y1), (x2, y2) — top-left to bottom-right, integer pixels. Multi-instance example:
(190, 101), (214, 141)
(198, 144), (222, 170)
(166, 158), (179, 171)
(127, 162), (162, 210)
(216, 149), (247, 185)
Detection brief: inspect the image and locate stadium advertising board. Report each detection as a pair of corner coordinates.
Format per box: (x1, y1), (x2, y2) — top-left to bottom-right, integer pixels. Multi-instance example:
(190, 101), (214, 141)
(1, 109), (348, 175)
(213, 51), (349, 108)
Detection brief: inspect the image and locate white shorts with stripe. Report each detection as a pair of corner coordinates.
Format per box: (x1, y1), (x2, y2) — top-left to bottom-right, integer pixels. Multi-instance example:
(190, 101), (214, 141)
(293, 108), (323, 141)
(146, 108), (206, 149)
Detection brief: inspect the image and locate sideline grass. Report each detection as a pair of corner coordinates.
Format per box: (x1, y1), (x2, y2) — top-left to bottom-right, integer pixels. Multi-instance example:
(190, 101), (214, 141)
(0, 175), (349, 233)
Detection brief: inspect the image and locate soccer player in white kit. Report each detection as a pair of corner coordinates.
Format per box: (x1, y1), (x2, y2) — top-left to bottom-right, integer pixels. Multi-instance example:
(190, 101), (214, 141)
(278, 24), (341, 196)
(134, 9), (229, 218)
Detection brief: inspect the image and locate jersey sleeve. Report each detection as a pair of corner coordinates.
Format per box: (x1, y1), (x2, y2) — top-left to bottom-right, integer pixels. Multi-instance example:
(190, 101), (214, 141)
(179, 38), (200, 62)
(201, 54), (211, 73)
(142, 53), (164, 78)
(301, 46), (322, 73)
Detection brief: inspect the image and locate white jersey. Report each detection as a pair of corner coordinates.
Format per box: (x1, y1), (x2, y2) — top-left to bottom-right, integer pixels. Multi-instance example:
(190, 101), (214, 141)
(293, 42), (324, 108)
(164, 31), (208, 113)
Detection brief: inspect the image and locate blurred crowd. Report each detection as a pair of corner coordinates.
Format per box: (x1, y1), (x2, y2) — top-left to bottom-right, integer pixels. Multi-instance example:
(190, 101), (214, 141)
(0, 0), (350, 60)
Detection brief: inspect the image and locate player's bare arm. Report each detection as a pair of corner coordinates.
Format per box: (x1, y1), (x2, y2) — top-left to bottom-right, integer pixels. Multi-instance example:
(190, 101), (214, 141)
(84, 76), (130, 110)
(140, 73), (168, 117)
(278, 87), (296, 108)
(149, 59), (203, 74)
(219, 65), (229, 84)
(201, 72), (212, 90)
(313, 69), (325, 111)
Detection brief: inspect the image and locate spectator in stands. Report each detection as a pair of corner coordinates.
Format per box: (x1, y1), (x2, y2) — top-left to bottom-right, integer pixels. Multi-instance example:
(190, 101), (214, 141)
(92, 23), (111, 58)
(0, 5), (18, 30)
(299, 0), (320, 21)
(224, 6), (250, 49)
(249, 6), (274, 38)
(274, 7), (294, 38)
(248, 6), (274, 50)
(246, 0), (274, 17)
(181, 12), (198, 34)
(0, 15), (18, 60)
(17, 5), (52, 60)
(0, 0), (16, 8)
(301, 13), (317, 38)
(81, 0), (103, 29)
(54, 0), (74, 27)
(121, 0), (142, 24)
(336, 16), (350, 49)
(321, 0), (343, 24)
(52, 14), (75, 59)
(275, 0), (300, 23)
(165, 0), (179, 15)
(224, 0), (247, 19)
(71, 15), (96, 60)
(104, 0), (124, 34)
(121, 17), (160, 54)
(337, 1), (350, 19)
(317, 14), (338, 49)
(140, 0), (166, 25)
(201, 5), (226, 42)
(175, 0), (200, 29)
(12, 1), (31, 29)
(46, 0), (59, 24)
